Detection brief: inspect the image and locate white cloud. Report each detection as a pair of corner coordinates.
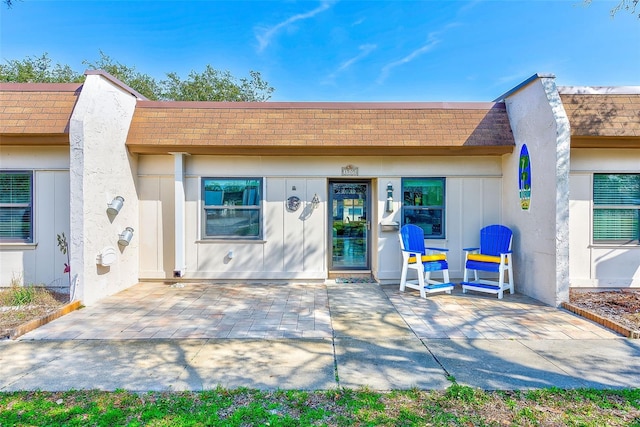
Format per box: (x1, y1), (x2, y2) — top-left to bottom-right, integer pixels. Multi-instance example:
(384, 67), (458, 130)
(256, 0), (334, 52)
(324, 44), (377, 83)
(377, 34), (440, 84)
(377, 22), (460, 84)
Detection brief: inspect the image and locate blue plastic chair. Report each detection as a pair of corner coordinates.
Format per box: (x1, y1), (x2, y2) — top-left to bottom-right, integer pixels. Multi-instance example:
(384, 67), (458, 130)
(398, 224), (454, 298)
(461, 224), (514, 299)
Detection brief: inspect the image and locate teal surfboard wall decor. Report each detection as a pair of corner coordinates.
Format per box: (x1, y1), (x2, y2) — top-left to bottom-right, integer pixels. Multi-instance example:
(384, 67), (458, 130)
(519, 144), (531, 210)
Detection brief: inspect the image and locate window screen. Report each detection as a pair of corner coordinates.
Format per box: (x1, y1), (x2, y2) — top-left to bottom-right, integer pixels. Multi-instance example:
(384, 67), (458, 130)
(593, 174), (639, 244)
(0, 172), (33, 242)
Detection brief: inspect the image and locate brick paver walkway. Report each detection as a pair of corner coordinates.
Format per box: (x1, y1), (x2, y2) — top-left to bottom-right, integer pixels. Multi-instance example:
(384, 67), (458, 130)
(385, 286), (619, 340)
(20, 282), (620, 341)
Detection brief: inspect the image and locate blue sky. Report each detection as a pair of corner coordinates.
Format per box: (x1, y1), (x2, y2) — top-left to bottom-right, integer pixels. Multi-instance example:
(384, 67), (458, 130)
(1, 0), (638, 101)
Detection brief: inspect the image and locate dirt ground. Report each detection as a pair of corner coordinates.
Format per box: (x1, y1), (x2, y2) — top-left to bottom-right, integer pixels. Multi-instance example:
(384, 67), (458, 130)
(569, 289), (640, 333)
(1, 287), (639, 339)
(0, 288), (69, 339)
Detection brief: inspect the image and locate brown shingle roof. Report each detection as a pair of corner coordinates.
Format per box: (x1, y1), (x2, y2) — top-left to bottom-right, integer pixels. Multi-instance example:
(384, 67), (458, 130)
(560, 90), (640, 148)
(127, 101), (515, 156)
(561, 93), (640, 137)
(0, 83), (81, 145)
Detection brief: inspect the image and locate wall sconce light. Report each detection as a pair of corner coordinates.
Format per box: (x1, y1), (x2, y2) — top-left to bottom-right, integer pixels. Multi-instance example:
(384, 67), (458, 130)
(118, 227), (134, 246)
(107, 196), (125, 216)
(385, 182), (394, 212)
(311, 193), (320, 209)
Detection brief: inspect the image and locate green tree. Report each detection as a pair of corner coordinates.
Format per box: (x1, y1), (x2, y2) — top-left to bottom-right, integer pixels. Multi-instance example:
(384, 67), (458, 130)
(83, 51), (162, 100)
(0, 53), (84, 83)
(161, 66), (274, 102)
(611, 0), (639, 17)
(585, 0), (639, 18)
(1, 51), (274, 102)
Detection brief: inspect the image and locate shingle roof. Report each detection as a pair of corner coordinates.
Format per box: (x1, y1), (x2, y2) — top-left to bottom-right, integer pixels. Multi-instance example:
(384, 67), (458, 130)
(126, 101), (515, 156)
(0, 83), (81, 144)
(560, 89), (640, 148)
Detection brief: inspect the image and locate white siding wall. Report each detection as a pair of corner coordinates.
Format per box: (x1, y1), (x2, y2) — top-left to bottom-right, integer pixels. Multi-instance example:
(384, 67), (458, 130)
(138, 155), (503, 282)
(570, 149), (640, 288)
(0, 147), (70, 289)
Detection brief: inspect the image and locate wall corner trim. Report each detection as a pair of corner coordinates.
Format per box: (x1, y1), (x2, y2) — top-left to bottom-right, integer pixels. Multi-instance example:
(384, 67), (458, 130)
(493, 73), (557, 102)
(84, 69), (148, 100)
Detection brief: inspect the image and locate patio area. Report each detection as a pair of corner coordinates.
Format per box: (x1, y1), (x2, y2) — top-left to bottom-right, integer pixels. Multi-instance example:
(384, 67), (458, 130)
(19, 281), (620, 341)
(8, 281), (640, 392)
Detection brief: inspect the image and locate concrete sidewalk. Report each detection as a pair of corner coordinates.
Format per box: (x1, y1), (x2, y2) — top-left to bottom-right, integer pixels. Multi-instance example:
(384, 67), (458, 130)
(1, 283), (639, 391)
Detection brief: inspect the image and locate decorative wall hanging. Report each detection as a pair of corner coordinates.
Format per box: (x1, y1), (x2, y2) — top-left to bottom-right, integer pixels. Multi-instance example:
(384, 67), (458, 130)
(519, 144), (531, 211)
(286, 196), (301, 212)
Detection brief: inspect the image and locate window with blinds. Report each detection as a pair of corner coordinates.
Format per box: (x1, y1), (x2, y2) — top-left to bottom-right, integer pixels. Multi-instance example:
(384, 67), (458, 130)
(0, 172), (33, 242)
(593, 174), (640, 245)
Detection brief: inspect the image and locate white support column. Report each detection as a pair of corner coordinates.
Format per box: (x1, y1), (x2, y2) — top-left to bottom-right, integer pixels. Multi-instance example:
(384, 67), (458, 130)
(172, 153), (188, 277)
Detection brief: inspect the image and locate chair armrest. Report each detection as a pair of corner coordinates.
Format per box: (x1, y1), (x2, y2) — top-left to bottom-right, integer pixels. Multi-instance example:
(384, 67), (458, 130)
(401, 249), (424, 257)
(463, 247), (479, 253)
(425, 247), (449, 252)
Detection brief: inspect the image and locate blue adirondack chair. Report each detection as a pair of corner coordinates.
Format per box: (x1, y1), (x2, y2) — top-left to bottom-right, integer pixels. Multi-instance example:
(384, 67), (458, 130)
(398, 224), (454, 298)
(461, 224), (514, 299)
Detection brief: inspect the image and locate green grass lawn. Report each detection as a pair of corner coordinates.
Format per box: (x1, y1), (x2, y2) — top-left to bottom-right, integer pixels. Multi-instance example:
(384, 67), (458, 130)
(1, 385), (638, 426)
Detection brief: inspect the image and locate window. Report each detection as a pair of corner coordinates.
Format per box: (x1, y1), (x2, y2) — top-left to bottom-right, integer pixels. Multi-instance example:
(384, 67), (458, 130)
(402, 178), (445, 238)
(202, 178), (262, 239)
(593, 174), (639, 245)
(0, 172), (33, 243)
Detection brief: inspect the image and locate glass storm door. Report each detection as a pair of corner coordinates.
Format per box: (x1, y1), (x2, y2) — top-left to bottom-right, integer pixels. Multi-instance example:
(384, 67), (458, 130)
(329, 181), (370, 270)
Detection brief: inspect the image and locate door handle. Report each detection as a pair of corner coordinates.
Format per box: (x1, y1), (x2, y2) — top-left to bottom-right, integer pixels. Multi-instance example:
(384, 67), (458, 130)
(367, 221), (371, 231)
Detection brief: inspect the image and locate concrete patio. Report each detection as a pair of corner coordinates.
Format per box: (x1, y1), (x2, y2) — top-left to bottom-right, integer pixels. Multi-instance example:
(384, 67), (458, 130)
(1, 282), (639, 391)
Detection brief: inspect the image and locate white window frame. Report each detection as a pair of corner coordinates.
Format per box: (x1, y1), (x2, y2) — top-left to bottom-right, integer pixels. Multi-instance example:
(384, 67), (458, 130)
(593, 173), (640, 245)
(401, 177), (446, 239)
(201, 177), (263, 240)
(0, 171), (34, 243)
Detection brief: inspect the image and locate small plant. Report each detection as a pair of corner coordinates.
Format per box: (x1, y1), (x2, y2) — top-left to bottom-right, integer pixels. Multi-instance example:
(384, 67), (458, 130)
(56, 232), (74, 300)
(7, 285), (37, 306)
(445, 383), (482, 404)
(56, 232), (70, 275)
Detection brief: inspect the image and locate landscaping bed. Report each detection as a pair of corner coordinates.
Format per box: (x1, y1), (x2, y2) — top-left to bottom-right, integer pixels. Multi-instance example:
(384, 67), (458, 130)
(566, 289), (640, 338)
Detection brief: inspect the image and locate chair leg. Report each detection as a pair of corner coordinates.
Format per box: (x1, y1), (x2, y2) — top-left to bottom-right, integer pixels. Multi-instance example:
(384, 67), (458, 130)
(443, 269), (452, 294)
(399, 262), (408, 292)
(507, 255), (514, 294)
(417, 266), (427, 299)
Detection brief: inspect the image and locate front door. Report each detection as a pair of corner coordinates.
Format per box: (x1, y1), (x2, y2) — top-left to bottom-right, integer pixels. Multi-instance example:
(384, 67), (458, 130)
(329, 181), (370, 270)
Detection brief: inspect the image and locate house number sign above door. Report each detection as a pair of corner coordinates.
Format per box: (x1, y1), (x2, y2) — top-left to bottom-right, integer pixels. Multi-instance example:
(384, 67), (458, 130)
(342, 164), (359, 176)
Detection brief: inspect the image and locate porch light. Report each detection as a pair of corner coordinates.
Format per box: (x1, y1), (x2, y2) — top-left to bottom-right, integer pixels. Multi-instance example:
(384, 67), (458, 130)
(386, 182), (394, 212)
(118, 227), (134, 246)
(107, 196), (124, 216)
(311, 193), (320, 209)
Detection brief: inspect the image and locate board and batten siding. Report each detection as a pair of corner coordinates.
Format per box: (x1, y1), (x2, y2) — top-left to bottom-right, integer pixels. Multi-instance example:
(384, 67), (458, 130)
(137, 155), (503, 281)
(0, 147), (70, 289)
(570, 148), (640, 288)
